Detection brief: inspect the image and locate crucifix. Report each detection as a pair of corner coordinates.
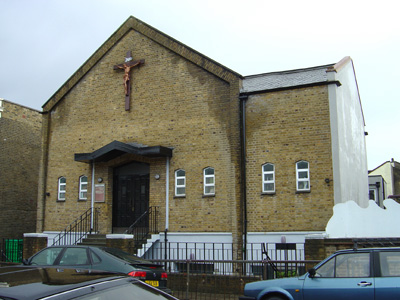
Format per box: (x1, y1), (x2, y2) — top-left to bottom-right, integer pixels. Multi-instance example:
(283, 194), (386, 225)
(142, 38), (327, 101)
(113, 51), (145, 111)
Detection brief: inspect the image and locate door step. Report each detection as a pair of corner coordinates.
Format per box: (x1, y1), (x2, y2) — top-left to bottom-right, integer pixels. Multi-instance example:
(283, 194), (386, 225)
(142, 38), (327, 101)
(78, 234), (107, 247)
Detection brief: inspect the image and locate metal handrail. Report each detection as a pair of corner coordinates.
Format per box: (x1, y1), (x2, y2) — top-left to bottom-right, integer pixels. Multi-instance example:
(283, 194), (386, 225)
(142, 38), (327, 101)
(125, 206), (159, 250)
(52, 207), (99, 246)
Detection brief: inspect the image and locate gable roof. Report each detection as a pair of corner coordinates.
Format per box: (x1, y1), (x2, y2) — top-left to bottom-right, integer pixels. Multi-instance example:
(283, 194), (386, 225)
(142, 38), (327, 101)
(241, 56), (355, 94)
(241, 64), (334, 94)
(42, 16), (243, 111)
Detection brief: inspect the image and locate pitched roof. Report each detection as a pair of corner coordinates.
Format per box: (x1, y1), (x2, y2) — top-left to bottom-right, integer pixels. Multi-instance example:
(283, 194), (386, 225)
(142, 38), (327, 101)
(241, 64), (335, 94)
(42, 16), (243, 111)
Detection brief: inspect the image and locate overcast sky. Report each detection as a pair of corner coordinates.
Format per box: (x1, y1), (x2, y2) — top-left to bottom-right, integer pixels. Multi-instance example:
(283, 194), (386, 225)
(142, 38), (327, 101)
(1, 0), (399, 169)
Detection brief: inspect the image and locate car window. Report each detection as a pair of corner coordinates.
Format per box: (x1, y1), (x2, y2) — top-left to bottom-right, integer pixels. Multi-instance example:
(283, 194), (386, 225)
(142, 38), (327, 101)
(380, 251), (400, 277)
(101, 247), (148, 264)
(316, 256), (335, 278)
(30, 247), (63, 265)
(335, 253), (370, 278)
(59, 248), (89, 265)
(90, 250), (102, 264)
(316, 252), (370, 278)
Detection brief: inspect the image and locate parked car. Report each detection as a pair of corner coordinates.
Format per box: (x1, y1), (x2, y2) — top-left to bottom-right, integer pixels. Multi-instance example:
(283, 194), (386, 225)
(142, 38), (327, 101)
(240, 247), (400, 300)
(0, 266), (178, 300)
(22, 245), (170, 293)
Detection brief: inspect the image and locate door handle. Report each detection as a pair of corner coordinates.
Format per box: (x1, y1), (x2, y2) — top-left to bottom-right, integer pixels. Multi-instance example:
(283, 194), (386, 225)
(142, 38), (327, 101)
(358, 281), (372, 287)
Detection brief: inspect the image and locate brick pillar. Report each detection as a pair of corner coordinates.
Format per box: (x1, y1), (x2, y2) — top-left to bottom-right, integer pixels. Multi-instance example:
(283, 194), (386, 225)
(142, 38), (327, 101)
(305, 238), (327, 261)
(23, 233), (48, 260)
(106, 234), (134, 253)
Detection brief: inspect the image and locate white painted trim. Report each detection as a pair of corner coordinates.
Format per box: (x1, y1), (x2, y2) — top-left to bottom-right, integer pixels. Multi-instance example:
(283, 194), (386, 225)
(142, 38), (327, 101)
(23, 233), (49, 238)
(106, 234), (133, 239)
(247, 231), (326, 236)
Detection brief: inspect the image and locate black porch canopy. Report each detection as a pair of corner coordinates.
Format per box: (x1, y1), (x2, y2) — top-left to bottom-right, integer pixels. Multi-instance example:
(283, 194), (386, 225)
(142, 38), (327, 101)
(75, 140), (173, 163)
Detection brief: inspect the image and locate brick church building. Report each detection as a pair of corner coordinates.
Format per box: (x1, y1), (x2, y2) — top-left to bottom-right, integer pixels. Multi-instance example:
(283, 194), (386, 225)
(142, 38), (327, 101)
(35, 16), (368, 258)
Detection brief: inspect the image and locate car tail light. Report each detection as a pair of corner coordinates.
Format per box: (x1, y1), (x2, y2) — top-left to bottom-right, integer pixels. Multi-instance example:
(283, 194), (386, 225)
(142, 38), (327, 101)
(128, 271), (147, 279)
(161, 272), (168, 280)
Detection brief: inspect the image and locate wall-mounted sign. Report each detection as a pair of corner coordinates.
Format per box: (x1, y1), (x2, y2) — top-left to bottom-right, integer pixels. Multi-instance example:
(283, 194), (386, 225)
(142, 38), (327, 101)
(95, 184), (105, 202)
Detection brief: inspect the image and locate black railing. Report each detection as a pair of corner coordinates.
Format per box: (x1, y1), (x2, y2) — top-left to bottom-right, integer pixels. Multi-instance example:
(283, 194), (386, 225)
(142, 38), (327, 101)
(126, 206), (159, 250)
(142, 242), (306, 263)
(150, 258), (320, 300)
(52, 207), (99, 246)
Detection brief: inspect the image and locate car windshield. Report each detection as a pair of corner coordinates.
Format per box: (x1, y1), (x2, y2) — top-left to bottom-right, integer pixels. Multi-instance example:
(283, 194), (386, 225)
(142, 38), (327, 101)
(101, 247), (155, 265)
(74, 282), (171, 299)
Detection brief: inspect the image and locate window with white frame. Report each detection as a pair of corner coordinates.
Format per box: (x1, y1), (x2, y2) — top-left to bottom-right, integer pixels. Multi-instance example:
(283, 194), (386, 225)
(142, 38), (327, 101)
(262, 163), (275, 193)
(58, 177), (66, 201)
(296, 161), (310, 191)
(203, 167), (215, 196)
(175, 169), (186, 197)
(79, 175), (88, 200)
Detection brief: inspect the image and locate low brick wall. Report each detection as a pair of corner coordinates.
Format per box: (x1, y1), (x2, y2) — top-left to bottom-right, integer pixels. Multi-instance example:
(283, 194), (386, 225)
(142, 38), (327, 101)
(23, 234), (48, 260)
(305, 238), (356, 262)
(168, 273), (255, 296)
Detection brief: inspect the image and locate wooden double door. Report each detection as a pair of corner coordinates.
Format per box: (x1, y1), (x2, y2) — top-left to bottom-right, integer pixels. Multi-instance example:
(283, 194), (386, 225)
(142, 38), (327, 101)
(112, 162), (149, 233)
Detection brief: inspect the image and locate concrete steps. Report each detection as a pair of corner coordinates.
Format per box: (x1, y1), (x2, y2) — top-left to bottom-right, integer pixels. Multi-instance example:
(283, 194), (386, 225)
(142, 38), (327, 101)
(78, 234), (107, 247)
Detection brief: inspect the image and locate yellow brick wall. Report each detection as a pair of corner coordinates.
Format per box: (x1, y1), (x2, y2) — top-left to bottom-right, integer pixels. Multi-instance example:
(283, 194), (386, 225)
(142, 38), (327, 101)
(38, 17), (338, 243)
(0, 100), (42, 238)
(245, 86), (334, 232)
(40, 29), (242, 237)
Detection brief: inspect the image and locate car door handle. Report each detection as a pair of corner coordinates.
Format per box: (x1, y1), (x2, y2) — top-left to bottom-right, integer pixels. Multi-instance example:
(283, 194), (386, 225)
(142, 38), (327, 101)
(358, 281), (372, 287)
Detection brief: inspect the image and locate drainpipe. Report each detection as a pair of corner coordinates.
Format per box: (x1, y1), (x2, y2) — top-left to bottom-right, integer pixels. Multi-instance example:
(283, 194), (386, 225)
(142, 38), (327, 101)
(91, 161), (95, 232)
(239, 94), (248, 260)
(165, 156), (170, 230)
(165, 157), (170, 264)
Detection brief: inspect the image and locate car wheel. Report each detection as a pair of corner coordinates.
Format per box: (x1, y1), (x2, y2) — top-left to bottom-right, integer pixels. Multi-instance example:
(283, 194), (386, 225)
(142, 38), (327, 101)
(265, 296), (286, 300)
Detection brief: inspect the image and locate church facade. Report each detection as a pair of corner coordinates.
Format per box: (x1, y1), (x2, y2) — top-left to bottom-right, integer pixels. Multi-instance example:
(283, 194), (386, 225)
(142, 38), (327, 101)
(36, 16), (368, 256)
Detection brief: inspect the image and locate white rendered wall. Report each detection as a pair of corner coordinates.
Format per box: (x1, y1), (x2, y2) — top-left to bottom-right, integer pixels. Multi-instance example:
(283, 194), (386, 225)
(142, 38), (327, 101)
(327, 59), (369, 207)
(326, 199), (400, 238)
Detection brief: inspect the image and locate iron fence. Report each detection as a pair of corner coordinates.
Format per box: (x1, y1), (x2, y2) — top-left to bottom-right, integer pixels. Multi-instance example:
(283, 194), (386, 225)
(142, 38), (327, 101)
(1, 239), (23, 263)
(142, 241), (305, 262)
(153, 259), (319, 300)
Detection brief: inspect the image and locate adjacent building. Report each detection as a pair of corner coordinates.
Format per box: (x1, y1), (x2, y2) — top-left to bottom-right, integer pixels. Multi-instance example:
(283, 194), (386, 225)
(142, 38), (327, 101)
(0, 99), (42, 239)
(369, 159), (400, 205)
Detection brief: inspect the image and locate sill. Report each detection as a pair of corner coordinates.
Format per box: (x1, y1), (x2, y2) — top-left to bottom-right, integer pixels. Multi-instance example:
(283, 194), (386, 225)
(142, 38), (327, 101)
(202, 194), (215, 198)
(56, 199), (65, 202)
(174, 195), (186, 199)
(261, 192), (276, 195)
(296, 190), (311, 194)
(78, 199), (87, 201)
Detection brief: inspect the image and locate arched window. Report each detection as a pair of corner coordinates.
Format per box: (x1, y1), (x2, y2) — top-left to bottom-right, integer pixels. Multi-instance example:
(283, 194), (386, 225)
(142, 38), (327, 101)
(262, 163), (275, 193)
(79, 175), (88, 200)
(296, 161), (310, 191)
(175, 169), (186, 197)
(203, 167), (215, 196)
(58, 177), (66, 201)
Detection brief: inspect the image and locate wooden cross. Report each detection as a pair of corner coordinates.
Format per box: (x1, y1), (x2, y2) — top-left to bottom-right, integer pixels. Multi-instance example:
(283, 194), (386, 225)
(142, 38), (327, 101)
(113, 51), (145, 111)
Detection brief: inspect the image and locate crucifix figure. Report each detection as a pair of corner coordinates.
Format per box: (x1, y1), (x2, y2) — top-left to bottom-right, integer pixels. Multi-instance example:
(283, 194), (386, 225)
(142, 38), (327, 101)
(113, 51), (145, 111)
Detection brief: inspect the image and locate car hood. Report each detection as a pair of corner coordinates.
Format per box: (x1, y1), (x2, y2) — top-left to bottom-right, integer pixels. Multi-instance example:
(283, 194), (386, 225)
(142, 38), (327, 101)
(244, 275), (306, 298)
(0, 267), (122, 287)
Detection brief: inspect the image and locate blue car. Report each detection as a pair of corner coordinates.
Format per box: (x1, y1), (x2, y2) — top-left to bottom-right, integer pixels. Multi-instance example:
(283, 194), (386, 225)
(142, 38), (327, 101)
(240, 247), (400, 300)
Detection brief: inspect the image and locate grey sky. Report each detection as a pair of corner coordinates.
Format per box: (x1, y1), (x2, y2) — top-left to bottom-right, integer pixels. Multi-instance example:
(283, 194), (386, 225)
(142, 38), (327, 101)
(1, 0), (399, 169)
